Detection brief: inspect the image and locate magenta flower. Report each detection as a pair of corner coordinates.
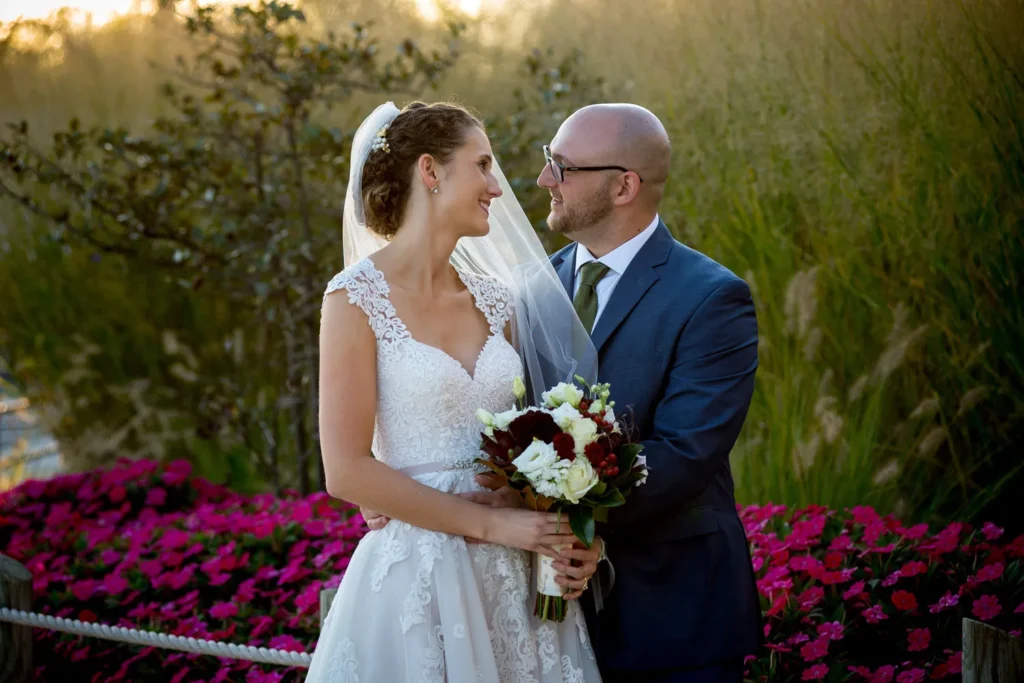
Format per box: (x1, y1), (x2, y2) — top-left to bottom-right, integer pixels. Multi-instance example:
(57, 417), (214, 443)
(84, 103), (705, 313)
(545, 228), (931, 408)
(209, 601), (238, 620)
(891, 590), (917, 611)
(895, 668), (926, 683)
(798, 586), (825, 610)
(899, 561), (927, 577)
(145, 487), (167, 507)
(70, 579), (99, 601)
(843, 580), (866, 601)
(799, 637), (829, 661)
(817, 621), (844, 641)
(102, 573), (129, 596)
(972, 594), (1001, 621)
(928, 591), (959, 614)
(802, 663), (828, 680)
(863, 604), (889, 624)
(869, 664), (895, 683)
(974, 562), (1004, 583)
(981, 522), (1004, 540)
(907, 627), (930, 652)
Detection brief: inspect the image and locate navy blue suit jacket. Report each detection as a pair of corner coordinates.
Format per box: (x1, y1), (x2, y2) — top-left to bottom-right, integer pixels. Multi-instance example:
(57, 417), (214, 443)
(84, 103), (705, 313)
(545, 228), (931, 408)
(551, 221), (763, 673)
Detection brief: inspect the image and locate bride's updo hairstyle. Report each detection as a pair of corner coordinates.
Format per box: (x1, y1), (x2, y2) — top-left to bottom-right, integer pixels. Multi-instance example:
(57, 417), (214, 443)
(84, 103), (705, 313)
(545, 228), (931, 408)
(361, 101), (484, 239)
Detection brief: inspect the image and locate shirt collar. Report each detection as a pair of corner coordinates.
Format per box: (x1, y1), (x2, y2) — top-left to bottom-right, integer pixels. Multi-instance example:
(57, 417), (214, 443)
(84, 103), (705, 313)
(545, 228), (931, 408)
(574, 214), (661, 276)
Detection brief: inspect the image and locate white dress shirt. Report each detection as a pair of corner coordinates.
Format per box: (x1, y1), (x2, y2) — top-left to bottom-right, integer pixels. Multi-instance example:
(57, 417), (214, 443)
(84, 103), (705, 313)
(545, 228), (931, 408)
(572, 214), (661, 328)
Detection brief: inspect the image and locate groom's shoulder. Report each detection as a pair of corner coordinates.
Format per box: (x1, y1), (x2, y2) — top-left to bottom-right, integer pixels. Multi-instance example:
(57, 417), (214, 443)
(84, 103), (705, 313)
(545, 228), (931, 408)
(661, 230), (747, 292)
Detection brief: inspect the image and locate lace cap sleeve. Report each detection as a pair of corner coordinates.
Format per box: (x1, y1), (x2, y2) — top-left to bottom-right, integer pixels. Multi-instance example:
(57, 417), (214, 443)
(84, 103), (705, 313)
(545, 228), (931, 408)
(463, 273), (515, 336)
(322, 259), (406, 343)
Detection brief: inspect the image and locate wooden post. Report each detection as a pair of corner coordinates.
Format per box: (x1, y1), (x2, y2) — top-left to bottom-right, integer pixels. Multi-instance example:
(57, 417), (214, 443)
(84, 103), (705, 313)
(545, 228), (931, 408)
(963, 617), (1024, 683)
(319, 588), (337, 629)
(0, 554), (32, 683)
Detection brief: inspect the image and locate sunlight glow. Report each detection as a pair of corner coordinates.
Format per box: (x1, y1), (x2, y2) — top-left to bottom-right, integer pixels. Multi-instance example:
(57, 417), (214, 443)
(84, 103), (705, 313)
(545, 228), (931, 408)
(0, 0), (147, 27)
(414, 0), (486, 23)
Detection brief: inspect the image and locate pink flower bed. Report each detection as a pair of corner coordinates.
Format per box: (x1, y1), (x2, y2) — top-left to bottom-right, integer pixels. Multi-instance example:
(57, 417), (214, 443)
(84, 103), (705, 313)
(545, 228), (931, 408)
(743, 503), (1023, 681)
(0, 459), (365, 682)
(1, 460), (1021, 681)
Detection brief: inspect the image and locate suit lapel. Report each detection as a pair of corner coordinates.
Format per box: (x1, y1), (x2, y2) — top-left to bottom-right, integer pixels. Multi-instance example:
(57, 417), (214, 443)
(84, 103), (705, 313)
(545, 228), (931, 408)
(551, 243), (577, 299)
(589, 222), (673, 352)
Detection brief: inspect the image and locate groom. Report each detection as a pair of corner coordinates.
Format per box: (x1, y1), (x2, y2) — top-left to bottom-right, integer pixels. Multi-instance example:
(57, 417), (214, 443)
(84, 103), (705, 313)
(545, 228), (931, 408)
(528, 103), (763, 682)
(366, 103), (763, 682)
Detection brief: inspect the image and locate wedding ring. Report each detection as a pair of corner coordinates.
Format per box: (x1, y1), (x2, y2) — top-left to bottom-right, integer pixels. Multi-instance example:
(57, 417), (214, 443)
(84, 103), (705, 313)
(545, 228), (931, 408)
(581, 577), (590, 591)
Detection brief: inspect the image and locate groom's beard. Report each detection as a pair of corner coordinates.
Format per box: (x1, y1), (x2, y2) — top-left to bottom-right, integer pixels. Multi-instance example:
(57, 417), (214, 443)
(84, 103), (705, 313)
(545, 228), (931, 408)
(547, 182), (615, 237)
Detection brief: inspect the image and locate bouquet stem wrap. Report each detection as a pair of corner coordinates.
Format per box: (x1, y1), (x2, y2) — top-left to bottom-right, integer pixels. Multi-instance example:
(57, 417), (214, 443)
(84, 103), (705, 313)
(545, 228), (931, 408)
(534, 544), (571, 622)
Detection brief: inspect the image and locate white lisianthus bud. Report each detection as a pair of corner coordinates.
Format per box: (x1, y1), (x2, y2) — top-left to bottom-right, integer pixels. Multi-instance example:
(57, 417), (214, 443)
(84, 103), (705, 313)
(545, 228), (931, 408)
(512, 376), (526, 400)
(476, 408), (496, 427)
(635, 454), (648, 486)
(512, 439), (559, 478)
(567, 418), (599, 455)
(542, 382), (584, 409)
(548, 403), (583, 430)
(558, 457), (600, 503)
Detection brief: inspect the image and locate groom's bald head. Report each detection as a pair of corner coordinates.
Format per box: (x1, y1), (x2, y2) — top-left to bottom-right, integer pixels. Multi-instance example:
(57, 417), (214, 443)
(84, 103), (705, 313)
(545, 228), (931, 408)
(539, 103), (671, 253)
(560, 103), (671, 196)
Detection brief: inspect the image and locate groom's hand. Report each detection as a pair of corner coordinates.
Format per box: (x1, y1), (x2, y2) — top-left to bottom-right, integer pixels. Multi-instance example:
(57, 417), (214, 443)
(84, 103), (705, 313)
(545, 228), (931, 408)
(553, 537), (603, 600)
(359, 507), (390, 531)
(462, 472), (527, 510)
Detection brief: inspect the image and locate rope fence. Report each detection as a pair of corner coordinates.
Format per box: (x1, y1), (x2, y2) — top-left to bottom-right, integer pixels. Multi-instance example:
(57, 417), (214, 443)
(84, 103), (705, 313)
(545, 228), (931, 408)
(0, 607), (312, 668)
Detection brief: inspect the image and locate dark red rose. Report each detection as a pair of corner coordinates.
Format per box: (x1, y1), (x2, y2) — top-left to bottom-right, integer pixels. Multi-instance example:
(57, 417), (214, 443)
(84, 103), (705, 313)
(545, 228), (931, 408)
(584, 442), (606, 467)
(553, 433), (576, 461)
(508, 410), (560, 449)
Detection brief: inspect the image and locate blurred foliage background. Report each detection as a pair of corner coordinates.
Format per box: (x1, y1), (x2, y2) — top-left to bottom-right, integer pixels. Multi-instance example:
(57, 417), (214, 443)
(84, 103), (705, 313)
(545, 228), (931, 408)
(0, 0), (1021, 530)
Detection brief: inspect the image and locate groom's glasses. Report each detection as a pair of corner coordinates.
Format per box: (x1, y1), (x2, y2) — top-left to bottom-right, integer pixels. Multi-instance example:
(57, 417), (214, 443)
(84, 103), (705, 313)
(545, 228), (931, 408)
(543, 145), (644, 184)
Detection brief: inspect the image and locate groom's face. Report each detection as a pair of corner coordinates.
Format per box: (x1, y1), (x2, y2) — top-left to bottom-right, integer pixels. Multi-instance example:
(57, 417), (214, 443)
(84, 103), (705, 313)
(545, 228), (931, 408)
(537, 137), (615, 237)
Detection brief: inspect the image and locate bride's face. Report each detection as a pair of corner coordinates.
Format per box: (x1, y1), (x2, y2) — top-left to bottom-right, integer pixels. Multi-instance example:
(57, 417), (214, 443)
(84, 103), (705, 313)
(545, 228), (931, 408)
(436, 127), (503, 237)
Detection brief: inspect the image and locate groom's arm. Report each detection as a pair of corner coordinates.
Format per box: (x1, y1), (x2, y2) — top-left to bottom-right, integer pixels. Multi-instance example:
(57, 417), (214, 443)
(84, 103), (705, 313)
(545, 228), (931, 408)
(606, 277), (758, 529)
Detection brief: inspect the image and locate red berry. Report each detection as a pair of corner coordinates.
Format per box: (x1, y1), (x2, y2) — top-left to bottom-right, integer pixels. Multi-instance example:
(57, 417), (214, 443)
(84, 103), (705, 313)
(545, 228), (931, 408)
(607, 454), (617, 465)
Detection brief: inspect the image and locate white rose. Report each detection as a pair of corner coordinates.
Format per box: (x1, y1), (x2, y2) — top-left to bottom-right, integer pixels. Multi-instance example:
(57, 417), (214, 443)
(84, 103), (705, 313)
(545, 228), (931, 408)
(558, 457), (600, 504)
(567, 418), (599, 454)
(541, 382), (584, 409)
(548, 403), (583, 430)
(512, 439), (558, 478)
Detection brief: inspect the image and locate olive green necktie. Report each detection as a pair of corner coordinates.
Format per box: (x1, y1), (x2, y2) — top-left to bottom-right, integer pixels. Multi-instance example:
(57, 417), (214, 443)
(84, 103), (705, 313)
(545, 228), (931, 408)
(574, 261), (611, 333)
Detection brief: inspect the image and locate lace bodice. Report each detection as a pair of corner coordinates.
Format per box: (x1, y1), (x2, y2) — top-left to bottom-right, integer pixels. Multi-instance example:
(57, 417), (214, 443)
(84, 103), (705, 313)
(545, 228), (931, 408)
(323, 258), (523, 475)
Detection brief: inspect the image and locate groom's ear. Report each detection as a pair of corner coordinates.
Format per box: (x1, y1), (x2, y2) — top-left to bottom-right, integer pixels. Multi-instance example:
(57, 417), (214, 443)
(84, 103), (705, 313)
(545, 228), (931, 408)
(612, 172), (643, 206)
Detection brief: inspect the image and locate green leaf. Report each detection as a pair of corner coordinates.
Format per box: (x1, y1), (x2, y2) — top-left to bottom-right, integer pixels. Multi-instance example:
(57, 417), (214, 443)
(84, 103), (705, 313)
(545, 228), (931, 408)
(617, 443), (642, 472)
(594, 489), (626, 508)
(569, 506), (595, 548)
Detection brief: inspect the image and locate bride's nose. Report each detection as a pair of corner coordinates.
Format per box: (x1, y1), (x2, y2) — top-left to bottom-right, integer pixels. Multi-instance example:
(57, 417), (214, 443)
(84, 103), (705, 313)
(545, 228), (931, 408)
(488, 178), (503, 199)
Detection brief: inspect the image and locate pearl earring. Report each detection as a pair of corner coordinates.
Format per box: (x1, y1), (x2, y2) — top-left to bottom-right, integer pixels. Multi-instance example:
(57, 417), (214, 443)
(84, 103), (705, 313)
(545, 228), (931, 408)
(431, 185), (439, 194)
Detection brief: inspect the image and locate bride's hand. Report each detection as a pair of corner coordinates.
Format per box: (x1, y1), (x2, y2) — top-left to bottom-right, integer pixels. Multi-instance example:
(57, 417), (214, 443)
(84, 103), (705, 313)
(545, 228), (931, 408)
(482, 508), (579, 557)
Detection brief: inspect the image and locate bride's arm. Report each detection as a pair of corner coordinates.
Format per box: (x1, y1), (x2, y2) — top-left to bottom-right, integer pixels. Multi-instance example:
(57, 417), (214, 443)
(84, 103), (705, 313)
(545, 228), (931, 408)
(319, 292), (573, 555)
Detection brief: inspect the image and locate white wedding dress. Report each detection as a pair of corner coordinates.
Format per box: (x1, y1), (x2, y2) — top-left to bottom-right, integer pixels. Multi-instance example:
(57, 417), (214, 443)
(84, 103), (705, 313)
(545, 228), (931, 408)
(305, 258), (601, 683)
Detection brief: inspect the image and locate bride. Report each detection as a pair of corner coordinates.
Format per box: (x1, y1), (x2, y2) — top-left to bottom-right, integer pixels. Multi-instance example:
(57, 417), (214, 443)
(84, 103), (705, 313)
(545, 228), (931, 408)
(306, 101), (603, 682)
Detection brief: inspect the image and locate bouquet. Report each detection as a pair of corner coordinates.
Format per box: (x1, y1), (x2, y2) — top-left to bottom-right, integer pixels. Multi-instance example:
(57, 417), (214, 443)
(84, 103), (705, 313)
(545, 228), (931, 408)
(475, 376), (649, 622)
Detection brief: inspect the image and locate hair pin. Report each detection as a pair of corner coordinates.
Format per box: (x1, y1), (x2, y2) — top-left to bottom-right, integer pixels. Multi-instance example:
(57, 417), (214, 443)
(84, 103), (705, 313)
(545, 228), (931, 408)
(370, 123), (391, 154)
